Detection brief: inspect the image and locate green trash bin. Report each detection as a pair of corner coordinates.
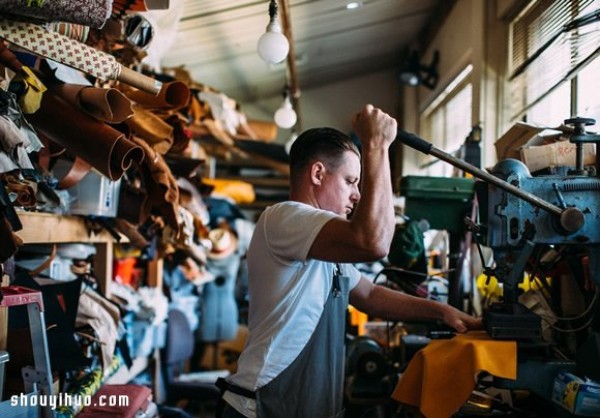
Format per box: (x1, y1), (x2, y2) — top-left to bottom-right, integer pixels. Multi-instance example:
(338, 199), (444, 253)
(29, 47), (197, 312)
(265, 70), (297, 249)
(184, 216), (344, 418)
(399, 176), (475, 235)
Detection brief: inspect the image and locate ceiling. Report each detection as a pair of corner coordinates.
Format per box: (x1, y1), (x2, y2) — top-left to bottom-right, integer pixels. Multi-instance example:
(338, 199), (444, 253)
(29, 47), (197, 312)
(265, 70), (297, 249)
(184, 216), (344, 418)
(159, 0), (448, 105)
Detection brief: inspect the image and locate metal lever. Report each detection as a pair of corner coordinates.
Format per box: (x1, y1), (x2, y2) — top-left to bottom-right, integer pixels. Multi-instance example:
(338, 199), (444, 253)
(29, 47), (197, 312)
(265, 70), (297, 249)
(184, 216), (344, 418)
(397, 130), (585, 233)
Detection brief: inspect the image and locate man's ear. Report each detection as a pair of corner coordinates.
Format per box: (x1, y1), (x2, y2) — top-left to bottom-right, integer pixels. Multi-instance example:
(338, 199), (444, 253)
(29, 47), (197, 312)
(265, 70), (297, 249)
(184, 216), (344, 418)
(310, 161), (325, 186)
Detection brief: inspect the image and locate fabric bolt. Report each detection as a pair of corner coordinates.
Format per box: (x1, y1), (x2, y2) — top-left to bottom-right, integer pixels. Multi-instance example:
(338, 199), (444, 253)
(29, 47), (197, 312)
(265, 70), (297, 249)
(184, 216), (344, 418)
(49, 22), (90, 43)
(0, 19), (162, 94)
(27, 91), (144, 181)
(0, 19), (117, 79)
(392, 331), (517, 418)
(0, 0), (112, 29)
(54, 366), (104, 418)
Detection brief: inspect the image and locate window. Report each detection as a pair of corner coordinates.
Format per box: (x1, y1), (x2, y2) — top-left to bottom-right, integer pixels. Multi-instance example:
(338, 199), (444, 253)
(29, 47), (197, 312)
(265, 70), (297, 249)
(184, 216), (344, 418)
(420, 66), (473, 177)
(576, 54), (600, 122)
(509, 0), (600, 127)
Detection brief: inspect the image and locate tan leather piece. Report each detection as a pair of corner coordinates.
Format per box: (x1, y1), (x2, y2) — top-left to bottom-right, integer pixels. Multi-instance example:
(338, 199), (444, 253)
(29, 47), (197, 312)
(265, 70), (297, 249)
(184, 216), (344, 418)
(125, 105), (174, 154)
(130, 135), (179, 230)
(49, 83), (134, 124)
(2, 174), (37, 207)
(27, 92), (145, 181)
(124, 80), (190, 111)
(240, 119), (278, 142)
(55, 157), (92, 190)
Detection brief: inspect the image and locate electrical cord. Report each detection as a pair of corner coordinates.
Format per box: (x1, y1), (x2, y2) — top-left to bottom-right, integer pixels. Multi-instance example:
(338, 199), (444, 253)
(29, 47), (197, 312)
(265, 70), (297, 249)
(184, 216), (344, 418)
(534, 285), (598, 334)
(541, 315), (594, 333)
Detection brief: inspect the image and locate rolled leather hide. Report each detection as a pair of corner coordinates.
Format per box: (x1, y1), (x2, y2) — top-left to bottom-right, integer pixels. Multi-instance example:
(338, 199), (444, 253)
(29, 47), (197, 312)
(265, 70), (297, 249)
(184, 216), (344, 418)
(123, 80), (190, 110)
(28, 92), (144, 181)
(48, 82), (134, 124)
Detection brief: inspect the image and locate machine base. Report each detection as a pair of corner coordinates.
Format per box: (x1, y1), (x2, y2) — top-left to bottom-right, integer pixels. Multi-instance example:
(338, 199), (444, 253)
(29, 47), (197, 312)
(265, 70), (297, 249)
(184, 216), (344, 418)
(484, 302), (542, 340)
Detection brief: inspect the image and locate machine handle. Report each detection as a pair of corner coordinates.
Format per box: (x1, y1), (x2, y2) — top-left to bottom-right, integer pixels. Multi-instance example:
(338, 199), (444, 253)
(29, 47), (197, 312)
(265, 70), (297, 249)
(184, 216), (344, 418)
(397, 130), (585, 233)
(397, 130), (433, 154)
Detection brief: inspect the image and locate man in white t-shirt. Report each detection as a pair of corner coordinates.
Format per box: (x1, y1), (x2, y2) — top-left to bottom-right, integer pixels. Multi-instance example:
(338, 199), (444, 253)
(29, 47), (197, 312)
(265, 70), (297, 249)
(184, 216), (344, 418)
(218, 104), (481, 418)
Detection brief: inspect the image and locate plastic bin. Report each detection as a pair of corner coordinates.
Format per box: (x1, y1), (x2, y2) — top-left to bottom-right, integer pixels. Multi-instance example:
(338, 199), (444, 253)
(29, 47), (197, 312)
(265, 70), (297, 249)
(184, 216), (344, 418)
(53, 160), (121, 217)
(399, 176), (475, 234)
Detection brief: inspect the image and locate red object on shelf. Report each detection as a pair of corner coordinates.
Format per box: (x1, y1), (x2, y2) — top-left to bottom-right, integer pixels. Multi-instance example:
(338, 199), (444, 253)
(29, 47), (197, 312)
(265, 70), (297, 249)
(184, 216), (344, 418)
(0, 286), (44, 311)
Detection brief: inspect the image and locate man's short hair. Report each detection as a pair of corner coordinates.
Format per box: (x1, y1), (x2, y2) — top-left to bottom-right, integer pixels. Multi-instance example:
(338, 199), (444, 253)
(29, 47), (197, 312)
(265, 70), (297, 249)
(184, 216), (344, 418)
(289, 127), (360, 177)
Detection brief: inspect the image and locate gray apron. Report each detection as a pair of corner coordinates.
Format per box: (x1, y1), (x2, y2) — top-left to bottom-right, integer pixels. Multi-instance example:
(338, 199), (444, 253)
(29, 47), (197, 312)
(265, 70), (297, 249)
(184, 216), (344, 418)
(254, 264), (349, 418)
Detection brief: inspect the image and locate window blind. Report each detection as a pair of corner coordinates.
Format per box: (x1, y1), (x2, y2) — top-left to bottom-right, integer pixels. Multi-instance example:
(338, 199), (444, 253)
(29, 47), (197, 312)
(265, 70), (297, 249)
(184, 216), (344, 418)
(509, 0), (600, 121)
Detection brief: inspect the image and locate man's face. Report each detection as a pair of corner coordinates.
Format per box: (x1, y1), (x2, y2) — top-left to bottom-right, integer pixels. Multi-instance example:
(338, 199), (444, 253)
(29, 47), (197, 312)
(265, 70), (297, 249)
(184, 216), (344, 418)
(316, 150), (361, 217)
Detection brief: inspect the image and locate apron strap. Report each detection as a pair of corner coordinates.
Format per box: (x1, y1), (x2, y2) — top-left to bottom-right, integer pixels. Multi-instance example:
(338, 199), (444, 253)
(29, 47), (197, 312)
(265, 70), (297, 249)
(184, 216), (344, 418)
(216, 377), (257, 399)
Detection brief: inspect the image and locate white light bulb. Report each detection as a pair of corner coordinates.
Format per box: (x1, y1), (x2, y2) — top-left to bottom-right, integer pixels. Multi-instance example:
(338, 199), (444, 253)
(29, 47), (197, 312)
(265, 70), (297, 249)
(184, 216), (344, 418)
(274, 96), (297, 129)
(284, 132), (298, 154)
(257, 20), (290, 64)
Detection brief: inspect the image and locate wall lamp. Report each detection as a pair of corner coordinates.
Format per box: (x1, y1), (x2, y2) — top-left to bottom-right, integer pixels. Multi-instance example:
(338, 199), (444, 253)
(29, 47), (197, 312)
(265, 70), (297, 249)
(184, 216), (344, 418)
(398, 50), (440, 89)
(257, 0), (290, 64)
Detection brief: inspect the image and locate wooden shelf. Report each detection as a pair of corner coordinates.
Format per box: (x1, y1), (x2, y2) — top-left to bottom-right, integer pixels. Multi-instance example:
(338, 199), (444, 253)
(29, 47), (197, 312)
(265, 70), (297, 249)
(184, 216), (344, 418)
(15, 212), (121, 244)
(13, 211), (128, 297)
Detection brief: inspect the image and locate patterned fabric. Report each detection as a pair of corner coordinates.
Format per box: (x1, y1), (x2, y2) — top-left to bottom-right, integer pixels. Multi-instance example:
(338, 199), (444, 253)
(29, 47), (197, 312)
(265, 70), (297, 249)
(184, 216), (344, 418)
(55, 366), (104, 418)
(0, 19), (119, 80)
(0, 0), (112, 29)
(54, 357), (122, 418)
(49, 22), (90, 43)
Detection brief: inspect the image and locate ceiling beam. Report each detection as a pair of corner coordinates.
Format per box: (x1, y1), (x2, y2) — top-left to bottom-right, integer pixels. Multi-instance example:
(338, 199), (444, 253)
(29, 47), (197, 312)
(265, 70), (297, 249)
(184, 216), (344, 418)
(279, 0), (302, 131)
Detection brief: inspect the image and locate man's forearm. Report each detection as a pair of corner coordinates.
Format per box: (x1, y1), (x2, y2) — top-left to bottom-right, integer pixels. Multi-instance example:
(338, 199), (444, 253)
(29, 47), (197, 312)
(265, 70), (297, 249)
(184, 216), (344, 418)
(350, 145), (395, 256)
(364, 284), (447, 323)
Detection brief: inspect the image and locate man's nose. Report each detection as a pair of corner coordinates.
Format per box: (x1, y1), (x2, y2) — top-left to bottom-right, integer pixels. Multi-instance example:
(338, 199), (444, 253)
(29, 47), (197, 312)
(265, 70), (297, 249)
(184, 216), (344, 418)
(351, 187), (361, 202)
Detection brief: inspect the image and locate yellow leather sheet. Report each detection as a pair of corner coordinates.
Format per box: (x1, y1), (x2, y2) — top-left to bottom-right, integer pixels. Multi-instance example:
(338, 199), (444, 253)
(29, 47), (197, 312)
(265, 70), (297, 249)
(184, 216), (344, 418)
(392, 331), (517, 418)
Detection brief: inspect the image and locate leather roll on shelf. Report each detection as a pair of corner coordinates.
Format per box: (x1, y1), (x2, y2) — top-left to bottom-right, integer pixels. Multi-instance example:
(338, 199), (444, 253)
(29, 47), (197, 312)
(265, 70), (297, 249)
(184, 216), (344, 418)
(48, 83), (134, 124)
(28, 92), (144, 181)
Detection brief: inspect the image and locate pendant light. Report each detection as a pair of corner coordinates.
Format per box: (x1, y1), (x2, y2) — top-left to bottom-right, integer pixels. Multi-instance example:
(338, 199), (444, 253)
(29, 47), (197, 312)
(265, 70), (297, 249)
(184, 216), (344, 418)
(274, 88), (297, 129)
(257, 0), (290, 64)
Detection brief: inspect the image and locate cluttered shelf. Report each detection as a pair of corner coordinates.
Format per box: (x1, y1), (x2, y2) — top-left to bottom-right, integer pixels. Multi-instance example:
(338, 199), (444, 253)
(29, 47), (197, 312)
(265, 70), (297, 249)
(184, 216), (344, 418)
(12, 211), (131, 298)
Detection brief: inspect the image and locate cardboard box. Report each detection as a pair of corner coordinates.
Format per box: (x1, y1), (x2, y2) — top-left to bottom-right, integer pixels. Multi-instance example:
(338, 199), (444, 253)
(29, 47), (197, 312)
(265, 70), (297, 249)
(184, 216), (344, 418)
(494, 122), (596, 172)
(551, 371), (600, 416)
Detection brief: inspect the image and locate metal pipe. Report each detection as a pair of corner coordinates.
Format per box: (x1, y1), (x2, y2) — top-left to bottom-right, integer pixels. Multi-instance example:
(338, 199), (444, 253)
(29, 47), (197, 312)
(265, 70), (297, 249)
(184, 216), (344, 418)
(398, 130), (564, 217)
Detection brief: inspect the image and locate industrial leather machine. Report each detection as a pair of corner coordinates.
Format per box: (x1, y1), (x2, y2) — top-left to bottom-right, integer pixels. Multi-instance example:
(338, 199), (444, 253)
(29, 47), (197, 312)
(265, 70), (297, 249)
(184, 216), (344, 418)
(397, 117), (599, 377)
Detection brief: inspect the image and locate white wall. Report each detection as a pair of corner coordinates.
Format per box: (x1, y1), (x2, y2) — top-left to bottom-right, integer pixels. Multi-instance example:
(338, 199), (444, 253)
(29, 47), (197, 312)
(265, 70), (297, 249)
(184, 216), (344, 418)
(401, 0), (512, 175)
(243, 69), (401, 145)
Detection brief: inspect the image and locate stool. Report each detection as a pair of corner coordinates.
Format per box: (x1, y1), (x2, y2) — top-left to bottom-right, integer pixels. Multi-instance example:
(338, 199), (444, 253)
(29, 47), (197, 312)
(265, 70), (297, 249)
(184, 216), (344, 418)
(0, 285), (54, 418)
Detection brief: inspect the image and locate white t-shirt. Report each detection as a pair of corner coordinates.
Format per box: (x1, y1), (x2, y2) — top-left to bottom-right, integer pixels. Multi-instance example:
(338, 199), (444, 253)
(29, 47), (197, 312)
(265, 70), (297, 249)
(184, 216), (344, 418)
(224, 201), (361, 416)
